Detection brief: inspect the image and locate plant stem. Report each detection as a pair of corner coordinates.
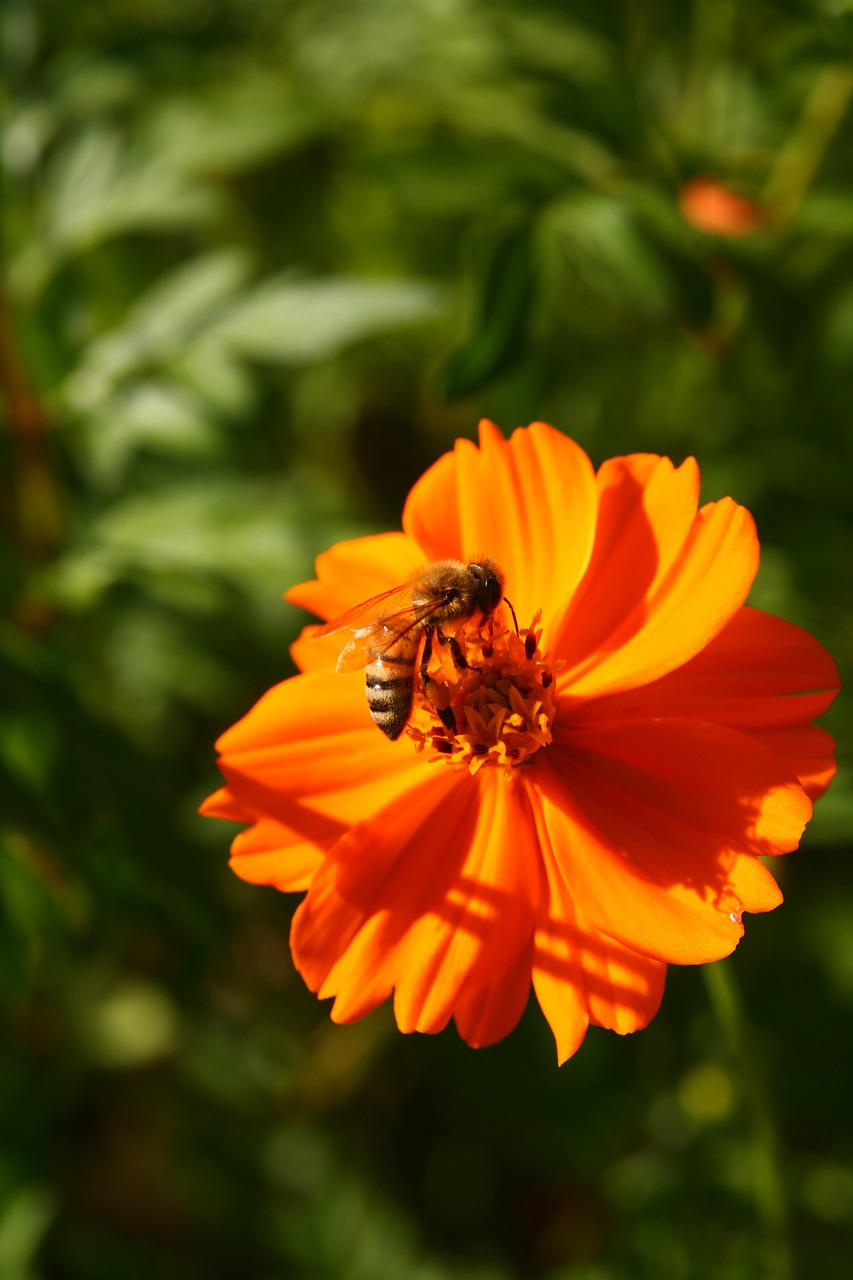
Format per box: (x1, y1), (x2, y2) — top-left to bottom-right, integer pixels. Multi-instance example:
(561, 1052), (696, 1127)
(703, 960), (792, 1280)
(762, 63), (853, 229)
(0, 271), (64, 562)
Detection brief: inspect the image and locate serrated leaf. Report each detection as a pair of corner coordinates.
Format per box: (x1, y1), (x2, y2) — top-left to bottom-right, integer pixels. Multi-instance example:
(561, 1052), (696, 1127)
(146, 81), (324, 176)
(45, 126), (222, 254)
(78, 382), (222, 486)
(64, 250), (252, 410)
(43, 476), (353, 611)
(209, 276), (445, 362)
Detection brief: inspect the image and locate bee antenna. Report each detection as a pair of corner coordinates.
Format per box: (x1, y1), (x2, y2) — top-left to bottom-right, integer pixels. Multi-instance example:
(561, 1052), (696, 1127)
(504, 596), (519, 634)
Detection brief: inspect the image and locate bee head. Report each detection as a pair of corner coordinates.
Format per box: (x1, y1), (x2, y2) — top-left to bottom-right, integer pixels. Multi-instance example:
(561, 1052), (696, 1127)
(466, 559), (504, 615)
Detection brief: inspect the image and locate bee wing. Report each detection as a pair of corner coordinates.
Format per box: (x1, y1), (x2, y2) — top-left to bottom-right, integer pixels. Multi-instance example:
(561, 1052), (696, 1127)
(311, 581), (446, 675)
(333, 606), (430, 673)
(311, 581), (418, 640)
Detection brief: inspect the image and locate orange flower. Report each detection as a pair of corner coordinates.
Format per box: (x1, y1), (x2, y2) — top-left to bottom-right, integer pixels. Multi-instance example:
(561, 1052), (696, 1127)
(679, 176), (764, 237)
(202, 422), (839, 1062)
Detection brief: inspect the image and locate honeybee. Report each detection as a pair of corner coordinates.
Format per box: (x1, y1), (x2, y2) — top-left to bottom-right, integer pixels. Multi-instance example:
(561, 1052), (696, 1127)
(312, 559), (506, 740)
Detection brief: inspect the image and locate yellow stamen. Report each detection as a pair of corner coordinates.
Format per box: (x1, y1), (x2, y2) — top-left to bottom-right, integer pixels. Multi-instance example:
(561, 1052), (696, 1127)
(406, 611), (558, 776)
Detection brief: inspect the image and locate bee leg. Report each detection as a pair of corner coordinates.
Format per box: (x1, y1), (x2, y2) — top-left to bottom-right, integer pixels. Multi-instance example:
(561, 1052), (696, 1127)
(436, 629), (468, 671)
(422, 628), (458, 733)
(420, 625), (435, 688)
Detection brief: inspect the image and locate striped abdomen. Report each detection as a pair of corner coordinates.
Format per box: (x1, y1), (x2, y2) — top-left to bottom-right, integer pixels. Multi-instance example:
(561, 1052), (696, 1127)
(365, 634), (419, 740)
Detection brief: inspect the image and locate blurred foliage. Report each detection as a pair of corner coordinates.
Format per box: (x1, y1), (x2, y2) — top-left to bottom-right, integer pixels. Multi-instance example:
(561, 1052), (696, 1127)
(1, 0), (852, 1277)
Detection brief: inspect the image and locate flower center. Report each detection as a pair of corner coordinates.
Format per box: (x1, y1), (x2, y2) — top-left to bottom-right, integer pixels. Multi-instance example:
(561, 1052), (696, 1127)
(406, 611), (558, 775)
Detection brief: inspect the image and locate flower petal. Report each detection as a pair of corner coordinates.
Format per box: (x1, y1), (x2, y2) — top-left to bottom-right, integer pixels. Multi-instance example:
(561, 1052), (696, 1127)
(531, 832), (667, 1063)
(286, 533), (426, 671)
(551, 454), (700, 667)
(200, 785), (329, 889)
(452, 945), (533, 1050)
(291, 770), (541, 1035)
(211, 672), (428, 862)
(571, 607), (840, 730)
(228, 817), (324, 890)
(530, 842), (589, 1064)
(403, 421), (599, 627)
(554, 460), (758, 696)
(200, 785), (246, 822)
(532, 718), (810, 964)
(286, 531), (425, 622)
(564, 606), (839, 802)
(751, 724), (838, 801)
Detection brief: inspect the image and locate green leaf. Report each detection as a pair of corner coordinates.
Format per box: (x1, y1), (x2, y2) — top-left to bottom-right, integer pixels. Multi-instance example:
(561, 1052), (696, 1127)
(0, 1186), (56, 1280)
(208, 276), (445, 363)
(43, 474), (352, 611)
(442, 221), (536, 398)
(76, 382), (223, 486)
(64, 250), (252, 410)
(45, 126), (222, 254)
(146, 80), (325, 176)
(544, 193), (673, 316)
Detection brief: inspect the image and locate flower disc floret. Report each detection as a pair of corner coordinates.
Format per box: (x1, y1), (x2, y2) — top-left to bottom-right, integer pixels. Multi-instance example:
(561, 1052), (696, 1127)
(407, 612), (559, 775)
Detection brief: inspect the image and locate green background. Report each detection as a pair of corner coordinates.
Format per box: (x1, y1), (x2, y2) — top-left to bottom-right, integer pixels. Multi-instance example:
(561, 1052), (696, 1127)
(1, 2), (851, 1277)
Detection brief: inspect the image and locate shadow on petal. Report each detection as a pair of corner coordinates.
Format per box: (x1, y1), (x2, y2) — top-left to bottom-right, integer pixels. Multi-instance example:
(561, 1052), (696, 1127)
(293, 771), (541, 1034)
(551, 461), (661, 668)
(291, 768), (672, 1057)
(531, 731), (800, 964)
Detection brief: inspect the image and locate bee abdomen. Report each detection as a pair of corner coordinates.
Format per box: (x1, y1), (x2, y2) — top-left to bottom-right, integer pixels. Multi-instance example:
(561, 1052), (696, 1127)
(365, 653), (415, 740)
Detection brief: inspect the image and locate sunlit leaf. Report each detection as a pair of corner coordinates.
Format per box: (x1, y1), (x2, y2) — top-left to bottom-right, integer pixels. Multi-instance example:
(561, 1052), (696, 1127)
(0, 1186), (57, 1280)
(209, 276), (445, 363)
(44, 475), (354, 610)
(63, 250), (252, 415)
(76, 382), (222, 486)
(146, 81), (325, 176)
(45, 126), (223, 254)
